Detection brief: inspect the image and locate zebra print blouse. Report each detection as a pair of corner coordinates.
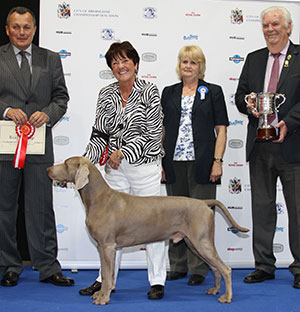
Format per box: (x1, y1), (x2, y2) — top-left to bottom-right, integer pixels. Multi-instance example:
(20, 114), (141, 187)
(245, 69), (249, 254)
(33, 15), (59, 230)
(85, 78), (164, 166)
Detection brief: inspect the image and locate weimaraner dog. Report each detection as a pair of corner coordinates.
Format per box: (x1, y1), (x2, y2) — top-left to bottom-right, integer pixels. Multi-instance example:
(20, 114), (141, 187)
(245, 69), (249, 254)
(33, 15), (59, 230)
(47, 156), (249, 305)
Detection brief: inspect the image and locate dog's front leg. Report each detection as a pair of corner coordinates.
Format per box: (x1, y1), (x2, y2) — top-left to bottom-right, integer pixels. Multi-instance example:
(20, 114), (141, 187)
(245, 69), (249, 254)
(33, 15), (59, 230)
(92, 244), (116, 305)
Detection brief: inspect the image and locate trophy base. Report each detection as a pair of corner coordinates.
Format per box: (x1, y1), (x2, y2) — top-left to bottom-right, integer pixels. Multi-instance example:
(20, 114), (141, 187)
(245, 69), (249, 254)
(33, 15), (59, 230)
(256, 127), (278, 142)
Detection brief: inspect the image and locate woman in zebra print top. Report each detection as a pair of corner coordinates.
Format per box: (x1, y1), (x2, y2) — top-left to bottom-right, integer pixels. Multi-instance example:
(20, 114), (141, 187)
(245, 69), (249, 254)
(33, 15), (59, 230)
(81, 41), (167, 300)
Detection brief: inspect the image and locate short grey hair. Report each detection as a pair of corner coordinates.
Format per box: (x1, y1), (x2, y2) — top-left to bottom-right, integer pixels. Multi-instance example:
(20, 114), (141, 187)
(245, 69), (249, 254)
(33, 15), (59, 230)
(260, 6), (293, 36)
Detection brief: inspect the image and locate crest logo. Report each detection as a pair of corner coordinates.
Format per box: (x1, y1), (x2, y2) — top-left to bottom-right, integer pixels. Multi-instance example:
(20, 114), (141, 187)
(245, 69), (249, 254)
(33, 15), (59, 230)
(101, 29), (114, 40)
(229, 177), (242, 194)
(230, 8), (243, 24)
(276, 203), (285, 214)
(57, 2), (71, 19)
(144, 7), (157, 19)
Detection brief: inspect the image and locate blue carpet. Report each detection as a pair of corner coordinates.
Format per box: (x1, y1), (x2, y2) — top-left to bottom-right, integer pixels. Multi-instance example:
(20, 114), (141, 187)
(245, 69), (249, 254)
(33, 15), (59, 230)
(0, 267), (299, 312)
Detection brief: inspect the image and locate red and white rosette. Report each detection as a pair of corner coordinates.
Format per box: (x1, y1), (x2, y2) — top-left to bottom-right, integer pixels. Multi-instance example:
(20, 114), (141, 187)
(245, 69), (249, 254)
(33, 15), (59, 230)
(13, 122), (35, 169)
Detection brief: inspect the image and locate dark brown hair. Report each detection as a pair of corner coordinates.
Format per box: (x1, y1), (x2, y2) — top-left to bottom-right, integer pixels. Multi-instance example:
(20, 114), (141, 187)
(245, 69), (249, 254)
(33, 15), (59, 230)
(6, 6), (36, 26)
(105, 41), (140, 71)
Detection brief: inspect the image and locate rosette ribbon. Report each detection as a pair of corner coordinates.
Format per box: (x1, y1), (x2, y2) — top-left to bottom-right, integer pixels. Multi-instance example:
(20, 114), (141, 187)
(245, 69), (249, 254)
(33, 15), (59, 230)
(13, 122), (35, 169)
(99, 145), (109, 166)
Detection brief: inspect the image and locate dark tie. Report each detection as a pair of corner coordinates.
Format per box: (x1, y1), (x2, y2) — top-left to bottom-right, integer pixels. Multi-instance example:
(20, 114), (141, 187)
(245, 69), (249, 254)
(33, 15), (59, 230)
(20, 51), (31, 90)
(267, 53), (280, 123)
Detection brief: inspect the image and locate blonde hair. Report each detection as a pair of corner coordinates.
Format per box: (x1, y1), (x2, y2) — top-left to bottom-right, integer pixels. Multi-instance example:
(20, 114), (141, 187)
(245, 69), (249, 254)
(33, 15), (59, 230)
(176, 45), (206, 80)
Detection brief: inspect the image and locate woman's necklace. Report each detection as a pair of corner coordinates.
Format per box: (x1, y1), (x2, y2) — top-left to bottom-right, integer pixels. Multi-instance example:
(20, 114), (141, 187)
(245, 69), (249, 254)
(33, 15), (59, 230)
(120, 93), (128, 104)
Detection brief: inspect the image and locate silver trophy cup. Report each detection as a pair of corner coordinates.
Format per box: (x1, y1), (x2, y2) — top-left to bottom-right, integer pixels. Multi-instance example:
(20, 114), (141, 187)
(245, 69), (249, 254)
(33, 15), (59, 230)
(245, 92), (285, 141)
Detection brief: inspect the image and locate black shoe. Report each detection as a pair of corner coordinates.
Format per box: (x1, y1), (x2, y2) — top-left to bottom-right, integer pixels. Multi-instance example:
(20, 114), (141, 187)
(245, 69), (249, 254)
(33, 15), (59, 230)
(79, 281), (102, 295)
(293, 274), (300, 289)
(1, 272), (19, 287)
(147, 285), (164, 300)
(188, 274), (205, 286)
(244, 269), (275, 283)
(166, 271), (187, 280)
(41, 272), (74, 286)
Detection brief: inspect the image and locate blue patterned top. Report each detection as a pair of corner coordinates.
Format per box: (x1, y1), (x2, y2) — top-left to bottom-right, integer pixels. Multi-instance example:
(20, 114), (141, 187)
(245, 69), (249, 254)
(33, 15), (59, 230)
(173, 95), (195, 161)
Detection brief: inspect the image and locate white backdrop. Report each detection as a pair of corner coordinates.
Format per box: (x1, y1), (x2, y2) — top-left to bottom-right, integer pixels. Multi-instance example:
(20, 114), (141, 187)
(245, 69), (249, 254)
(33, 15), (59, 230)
(39, 0), (300, 269)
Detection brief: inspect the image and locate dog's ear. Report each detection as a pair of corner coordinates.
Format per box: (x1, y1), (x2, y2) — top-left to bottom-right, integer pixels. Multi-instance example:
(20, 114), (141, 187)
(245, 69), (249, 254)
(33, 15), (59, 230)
(74, 164), (90, 190)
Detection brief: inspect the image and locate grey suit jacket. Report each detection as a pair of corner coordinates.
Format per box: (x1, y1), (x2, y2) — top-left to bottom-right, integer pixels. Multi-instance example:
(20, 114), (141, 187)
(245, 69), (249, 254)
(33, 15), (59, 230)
(0, 43), (68, 163)
(235, 41), (300, 163)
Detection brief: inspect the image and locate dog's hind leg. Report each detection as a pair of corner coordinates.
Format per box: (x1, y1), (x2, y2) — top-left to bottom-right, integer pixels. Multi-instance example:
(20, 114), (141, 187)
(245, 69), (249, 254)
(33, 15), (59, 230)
(92, 244), (116, 305)
(185, 238), (232, 303)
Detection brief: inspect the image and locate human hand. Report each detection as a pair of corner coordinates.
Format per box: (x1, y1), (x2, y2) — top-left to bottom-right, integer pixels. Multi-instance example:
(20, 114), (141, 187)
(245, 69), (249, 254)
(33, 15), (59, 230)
(273, 120), (288, 143)
(245, 92), (259, 118)
(108, 150), (123, 170)
(28, 111), (49, 128)
(6, 108), (28, 126)
(209, 162), (222, 183)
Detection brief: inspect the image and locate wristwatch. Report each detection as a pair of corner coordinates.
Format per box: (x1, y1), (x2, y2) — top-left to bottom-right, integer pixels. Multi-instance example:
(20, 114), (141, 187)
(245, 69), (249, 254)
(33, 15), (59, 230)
(214, 157), (223, 163)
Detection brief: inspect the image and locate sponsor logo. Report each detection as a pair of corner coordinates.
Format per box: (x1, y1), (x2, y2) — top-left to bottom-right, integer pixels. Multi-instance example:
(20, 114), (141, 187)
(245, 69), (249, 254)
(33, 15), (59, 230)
(276, 203), (284, 214)
(243, 184), (251, 192)
(56, 30), (72, 35)
(227, 226), (239, 234)
(142, 52), (157, 62)
(57, 2), (71, 19)
(141, 74), (157, 79)
(246, 15), (260, 22)
(57, 224), (68, 233)
(229, 77), (239, 81)
(229, 55), (244, 64)
(59, 49), (71, 59)
(58, 247), (69, 251)
(228, 206), (243, 210)
(229, 93), (235, 105)
(228, 139), (243, 149)
(227, 247), (243, 251)
(54, 136), (70, 145)
(273, 243), (284, 253)
(101, 29), (114, 40)
(60, 116), (70, 122)
(64, 73), (71, 77)
(73, 9), (118, 18)
(230, 8), (243, 24)
(228, 162), (243, 167)
(141, 33), (157, 37)
(276, 227), (284, 233)
(185, 12), (201, 17)
(229, 177), (242, 194)
(229, 120), (243, 126)
(99, 53), (105, 59)
(229, 35), (245, 40)
(183, 34), (198, 40)
(144, 7), (157, 19)
(99, 70), (114, 79)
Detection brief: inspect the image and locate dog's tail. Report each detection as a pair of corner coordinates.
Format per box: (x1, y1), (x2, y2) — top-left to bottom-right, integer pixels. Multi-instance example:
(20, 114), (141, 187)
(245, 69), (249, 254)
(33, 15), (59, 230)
(204, 199), (249, 233)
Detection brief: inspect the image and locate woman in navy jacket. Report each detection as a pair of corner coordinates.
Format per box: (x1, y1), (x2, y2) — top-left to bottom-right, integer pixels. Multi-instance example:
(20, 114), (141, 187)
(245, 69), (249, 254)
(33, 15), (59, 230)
(162, 45), (229, 285)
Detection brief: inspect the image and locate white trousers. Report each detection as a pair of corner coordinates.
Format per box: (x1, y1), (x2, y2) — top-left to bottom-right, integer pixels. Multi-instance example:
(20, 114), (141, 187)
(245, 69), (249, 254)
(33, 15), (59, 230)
(96, 159), (167, 286)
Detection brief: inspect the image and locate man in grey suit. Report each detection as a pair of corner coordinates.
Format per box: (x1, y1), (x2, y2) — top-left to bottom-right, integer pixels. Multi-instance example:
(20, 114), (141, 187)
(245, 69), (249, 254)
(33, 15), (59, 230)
(0, 6), (74, 287)
(235, 6), (300, 289)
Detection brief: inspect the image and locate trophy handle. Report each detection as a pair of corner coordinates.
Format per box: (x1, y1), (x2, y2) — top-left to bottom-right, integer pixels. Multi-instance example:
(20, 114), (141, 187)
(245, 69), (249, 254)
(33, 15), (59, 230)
(244, 93), (257, 112)
(275, 94), (286, 112)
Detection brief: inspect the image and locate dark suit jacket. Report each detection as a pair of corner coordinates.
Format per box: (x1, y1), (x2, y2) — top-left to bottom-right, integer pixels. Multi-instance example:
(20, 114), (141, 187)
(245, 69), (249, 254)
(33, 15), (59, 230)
(235, 41), (300, 162)
(162, 80), (229, 184)
(0, 43), (68, 163)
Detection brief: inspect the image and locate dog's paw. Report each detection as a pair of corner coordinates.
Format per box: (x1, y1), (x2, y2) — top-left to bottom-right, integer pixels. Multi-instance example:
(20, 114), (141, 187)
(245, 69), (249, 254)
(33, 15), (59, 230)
(206, 287), (220, 295)
(91, 290), (104, 300)
(218, 294), (232, 303)
(93, 297), (110, 305)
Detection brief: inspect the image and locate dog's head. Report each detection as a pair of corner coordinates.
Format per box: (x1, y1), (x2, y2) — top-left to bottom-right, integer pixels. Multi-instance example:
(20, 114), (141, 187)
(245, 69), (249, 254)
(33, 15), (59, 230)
(47, 156), (91, 190)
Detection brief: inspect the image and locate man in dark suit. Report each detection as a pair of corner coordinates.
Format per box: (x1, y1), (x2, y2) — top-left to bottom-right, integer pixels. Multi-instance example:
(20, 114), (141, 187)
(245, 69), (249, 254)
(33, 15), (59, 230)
(0, 7), (74, 287)
(235, 6), (300, 289)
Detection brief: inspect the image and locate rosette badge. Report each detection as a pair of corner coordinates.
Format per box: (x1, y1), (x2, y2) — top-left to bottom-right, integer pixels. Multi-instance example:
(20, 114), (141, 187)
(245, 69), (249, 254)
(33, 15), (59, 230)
(13, 122), (35, 169)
